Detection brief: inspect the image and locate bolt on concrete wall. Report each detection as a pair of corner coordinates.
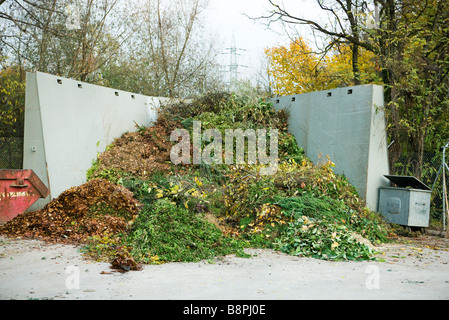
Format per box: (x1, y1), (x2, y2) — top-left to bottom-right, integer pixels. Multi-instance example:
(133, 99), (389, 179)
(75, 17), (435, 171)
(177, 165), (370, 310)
(272, 85), (390, 211)
(23, 72), (166, 211)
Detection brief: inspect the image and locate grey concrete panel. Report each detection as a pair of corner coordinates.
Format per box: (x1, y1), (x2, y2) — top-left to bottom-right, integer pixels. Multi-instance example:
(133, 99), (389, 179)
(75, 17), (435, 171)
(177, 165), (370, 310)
(23, 73), (50, 211)
(272, 85), (390, 211)
(366, 85), (390, 209)
(23, 72), (164, 210)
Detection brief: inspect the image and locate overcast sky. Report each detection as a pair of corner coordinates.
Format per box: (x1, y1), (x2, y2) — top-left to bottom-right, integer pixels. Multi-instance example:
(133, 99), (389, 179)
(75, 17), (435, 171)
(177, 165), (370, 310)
(204, 0), (326, 83)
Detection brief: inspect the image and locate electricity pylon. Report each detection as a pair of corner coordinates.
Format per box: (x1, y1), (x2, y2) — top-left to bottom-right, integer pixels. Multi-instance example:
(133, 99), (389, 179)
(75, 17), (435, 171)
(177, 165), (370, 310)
(222, 33), (248, 89)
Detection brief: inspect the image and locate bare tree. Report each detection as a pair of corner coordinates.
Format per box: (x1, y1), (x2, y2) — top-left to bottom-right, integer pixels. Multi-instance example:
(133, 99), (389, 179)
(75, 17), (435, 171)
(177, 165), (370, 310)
(140, 0), (223, 97)
(1, 0), (224, 96)
(0, 0), (138, 82)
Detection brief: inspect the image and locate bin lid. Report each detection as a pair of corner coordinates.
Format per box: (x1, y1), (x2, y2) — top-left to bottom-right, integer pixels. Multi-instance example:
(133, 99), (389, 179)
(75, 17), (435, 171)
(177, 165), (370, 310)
(384, 175), (431, 191)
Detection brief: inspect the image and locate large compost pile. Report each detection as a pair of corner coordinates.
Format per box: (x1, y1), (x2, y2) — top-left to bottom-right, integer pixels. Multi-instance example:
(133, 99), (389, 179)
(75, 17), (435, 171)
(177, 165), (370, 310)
(1, 91), (392, 270)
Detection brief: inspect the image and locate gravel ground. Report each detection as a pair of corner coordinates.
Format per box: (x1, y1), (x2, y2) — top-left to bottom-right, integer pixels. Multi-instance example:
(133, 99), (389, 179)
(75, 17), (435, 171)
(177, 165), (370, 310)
(1, 234), (449, 300)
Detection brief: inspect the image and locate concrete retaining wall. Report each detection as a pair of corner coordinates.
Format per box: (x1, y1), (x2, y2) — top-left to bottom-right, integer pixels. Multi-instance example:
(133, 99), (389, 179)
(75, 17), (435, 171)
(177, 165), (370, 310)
(272, 85), (390, 211)
(23, 72), (164, 211)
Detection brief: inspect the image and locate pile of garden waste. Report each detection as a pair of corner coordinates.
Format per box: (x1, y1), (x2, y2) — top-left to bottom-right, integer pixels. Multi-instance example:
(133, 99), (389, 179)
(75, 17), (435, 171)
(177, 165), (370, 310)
(0, 91), (392, 271)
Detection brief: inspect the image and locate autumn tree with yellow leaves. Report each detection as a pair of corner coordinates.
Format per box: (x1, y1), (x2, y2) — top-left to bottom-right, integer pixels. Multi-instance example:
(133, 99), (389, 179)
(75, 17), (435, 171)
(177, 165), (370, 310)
(265, 37), (382, 96)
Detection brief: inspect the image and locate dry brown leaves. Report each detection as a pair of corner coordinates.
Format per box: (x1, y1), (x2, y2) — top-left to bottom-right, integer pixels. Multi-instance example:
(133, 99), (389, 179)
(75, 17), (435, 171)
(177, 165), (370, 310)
(0, 115), (181, 247)
(110, 247), (143, 272)
(0, 179), (141, 244)
(92, 115), (183, 179)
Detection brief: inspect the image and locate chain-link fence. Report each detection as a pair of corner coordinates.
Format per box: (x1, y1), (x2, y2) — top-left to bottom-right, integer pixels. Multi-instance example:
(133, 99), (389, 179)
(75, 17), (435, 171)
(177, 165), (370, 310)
(390, 152), (448, 228)
(0, 137), (23, 169)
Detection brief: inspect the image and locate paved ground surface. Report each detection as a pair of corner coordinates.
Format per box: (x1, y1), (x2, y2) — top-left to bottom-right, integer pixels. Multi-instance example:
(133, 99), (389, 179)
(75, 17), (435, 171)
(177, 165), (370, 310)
(1, 234), (449, 300)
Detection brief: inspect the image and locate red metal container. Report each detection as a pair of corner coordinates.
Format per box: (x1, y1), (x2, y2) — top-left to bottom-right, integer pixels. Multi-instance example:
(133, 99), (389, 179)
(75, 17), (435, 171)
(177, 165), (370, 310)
(0, 169), (49, 223)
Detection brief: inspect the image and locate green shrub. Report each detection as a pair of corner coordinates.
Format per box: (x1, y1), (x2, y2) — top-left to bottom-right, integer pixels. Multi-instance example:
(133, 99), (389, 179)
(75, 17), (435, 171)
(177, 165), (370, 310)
(273, 216), (375, 261)
(275, 194), (389, 245)
(125, 200), (248, 263)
